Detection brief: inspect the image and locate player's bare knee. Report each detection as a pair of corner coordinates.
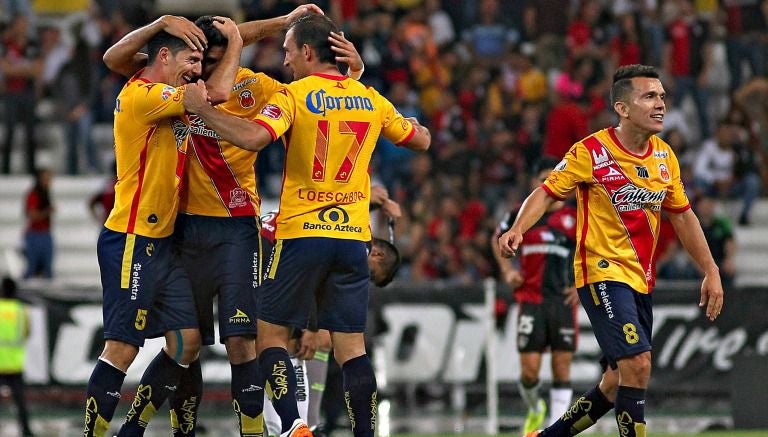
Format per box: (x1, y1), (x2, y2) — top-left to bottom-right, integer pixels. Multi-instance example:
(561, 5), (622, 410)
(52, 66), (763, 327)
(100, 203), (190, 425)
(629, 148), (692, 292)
(520, 367), (539, 384)
(101, 340), (139, 371)
(599, 368), (620, 401)
(225, 335), (257, 364)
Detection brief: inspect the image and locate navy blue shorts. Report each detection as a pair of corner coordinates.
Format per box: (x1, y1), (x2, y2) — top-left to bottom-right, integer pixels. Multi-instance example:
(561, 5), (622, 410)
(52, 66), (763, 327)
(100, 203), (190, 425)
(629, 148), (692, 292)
(517, 300), (578, 353)
(259, 237), (370, 332)
(98, 228), (197, 347)
(578, 281), (652, 368)
(173, 214), (262, 345)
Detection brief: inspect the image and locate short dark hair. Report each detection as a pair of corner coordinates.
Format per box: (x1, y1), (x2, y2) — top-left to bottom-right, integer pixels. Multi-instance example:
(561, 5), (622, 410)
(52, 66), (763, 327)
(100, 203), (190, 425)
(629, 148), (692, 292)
(610, 64), (660, 106)
(195, 16), (227, 49)
(371, 238), (401, 287)
(288, 13), (339, 65)
(1, 276), (17, 299)
(533, 158), (561, 176)
(147, 31), (190, 65)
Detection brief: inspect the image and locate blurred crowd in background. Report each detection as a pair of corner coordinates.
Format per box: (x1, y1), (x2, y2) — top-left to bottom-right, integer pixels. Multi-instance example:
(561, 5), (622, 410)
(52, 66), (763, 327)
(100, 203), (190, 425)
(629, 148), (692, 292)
(2, 0), (767, 286)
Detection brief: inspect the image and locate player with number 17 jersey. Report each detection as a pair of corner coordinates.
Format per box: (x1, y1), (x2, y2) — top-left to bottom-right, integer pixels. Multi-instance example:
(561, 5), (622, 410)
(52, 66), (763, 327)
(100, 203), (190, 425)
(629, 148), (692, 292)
(253, 72), (415, 242)
(542, 126), (690, 294)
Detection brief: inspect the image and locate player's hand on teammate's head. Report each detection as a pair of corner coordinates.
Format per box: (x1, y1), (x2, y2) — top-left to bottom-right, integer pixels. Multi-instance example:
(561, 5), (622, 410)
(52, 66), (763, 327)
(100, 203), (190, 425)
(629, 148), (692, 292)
(329, 31), (363, 73)
(160, 15), (207, 52)
(284, 3), (324, 28)
(212, 16), (242, 43)
(182, 79), (209, 113)
(381, 198), (402, 219)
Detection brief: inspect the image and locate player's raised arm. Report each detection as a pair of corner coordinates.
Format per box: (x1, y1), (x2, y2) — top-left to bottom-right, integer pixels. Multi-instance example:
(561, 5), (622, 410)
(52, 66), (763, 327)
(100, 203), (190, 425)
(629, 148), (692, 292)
(200, 16), (243, 104)
(238, 3), (324, 46)
(329, 31), (365, 79)
(401, 117), (431, 151)
(103, 15), (206, 77)
(667, 208), (724, 321)
(183, 80), (273, 152)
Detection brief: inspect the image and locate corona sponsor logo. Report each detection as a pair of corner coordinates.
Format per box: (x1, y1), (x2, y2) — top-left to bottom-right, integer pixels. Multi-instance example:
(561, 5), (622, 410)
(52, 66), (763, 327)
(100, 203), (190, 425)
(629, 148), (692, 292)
(305, 89), (374, 117)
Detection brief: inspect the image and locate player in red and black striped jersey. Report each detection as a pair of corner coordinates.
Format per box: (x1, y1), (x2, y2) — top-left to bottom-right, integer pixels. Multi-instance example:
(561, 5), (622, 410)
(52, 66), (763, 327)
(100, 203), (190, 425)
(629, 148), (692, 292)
(492, 162), (578, 434)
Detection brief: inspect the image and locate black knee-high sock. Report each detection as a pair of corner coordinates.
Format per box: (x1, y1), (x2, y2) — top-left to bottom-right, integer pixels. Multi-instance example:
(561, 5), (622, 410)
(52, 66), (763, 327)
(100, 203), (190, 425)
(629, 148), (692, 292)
(117, 350), (187, 436)
(342, 355), (377, 437)
(259, 347), (299, 433)
(231, 358), (264, 437)
(541, 385), (614, 437)
(615, 386), (646, 437)
(169, 359), (203, 437)
(84, 359), (127, 437)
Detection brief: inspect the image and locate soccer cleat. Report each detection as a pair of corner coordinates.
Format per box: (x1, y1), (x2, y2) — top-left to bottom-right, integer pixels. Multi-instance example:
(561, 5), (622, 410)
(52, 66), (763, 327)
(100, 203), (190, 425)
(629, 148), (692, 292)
(280, 419), (313, 437)
(524, 430), (542, 437)
(523, 399), (547, 434)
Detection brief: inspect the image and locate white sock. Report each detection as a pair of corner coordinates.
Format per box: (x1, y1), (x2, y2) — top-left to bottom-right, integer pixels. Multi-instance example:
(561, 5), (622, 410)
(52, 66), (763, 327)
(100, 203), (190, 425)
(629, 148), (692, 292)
(549, 387), (573, 425)
(517, 379), (542, 411)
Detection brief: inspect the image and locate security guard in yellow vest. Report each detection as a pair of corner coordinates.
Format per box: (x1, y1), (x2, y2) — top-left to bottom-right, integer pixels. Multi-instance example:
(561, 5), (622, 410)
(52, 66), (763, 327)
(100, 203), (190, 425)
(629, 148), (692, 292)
(0, 277), (33, 436)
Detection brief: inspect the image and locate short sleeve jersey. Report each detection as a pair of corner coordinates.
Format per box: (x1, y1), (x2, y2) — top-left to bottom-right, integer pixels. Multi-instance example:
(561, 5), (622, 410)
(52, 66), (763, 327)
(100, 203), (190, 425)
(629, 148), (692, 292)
(253, 73), (415, 241)
(105, 72), (191, 238)
(542, 127), (690, 293)
(181, 68), (282, 217)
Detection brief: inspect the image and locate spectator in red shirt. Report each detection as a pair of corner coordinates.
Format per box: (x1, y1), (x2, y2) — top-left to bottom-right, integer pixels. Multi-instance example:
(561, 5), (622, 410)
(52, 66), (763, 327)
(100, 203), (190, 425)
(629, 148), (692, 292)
(542, 70), (589, 160)
(663, 0), (713, 139)
(23, 168), (54, 279)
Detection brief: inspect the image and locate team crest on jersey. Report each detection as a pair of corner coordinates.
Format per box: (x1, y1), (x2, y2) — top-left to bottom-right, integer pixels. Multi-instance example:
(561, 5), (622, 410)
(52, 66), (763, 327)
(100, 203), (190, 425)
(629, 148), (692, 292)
(171, 119), (189, 149)
(260, 104), (282, 120)
(659, 163), (670, 181)
(161, 85), (177, 101)
(239, 89), (256, 108)
(229, 187), (248, 209)
(635, 165), (649, 178)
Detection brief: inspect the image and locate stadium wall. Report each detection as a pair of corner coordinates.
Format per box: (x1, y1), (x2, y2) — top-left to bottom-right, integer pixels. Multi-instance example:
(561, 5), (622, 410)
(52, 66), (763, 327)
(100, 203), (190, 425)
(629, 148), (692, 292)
(19, 283), (765, 396)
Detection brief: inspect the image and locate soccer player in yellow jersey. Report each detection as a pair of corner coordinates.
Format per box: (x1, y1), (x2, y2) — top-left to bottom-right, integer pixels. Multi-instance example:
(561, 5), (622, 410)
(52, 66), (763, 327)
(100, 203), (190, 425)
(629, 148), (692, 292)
(498, 65), (724, 437)
(82, 31), (203, 437)
(102, 7), (364, 437)
(183, 13), (430, 437)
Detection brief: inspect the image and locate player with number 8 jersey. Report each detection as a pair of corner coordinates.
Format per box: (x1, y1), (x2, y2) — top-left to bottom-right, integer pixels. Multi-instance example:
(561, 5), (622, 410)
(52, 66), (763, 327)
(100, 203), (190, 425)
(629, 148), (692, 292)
(254, 76), (414, 241)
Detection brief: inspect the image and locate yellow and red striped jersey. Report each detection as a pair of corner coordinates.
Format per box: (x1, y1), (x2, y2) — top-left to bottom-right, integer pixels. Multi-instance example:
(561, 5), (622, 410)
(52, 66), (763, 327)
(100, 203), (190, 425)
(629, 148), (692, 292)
(542, 127), (690, 293)
(105, 72), (191, 238)
(254, 73), (415, 241)
(181, 68), (283, 217)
